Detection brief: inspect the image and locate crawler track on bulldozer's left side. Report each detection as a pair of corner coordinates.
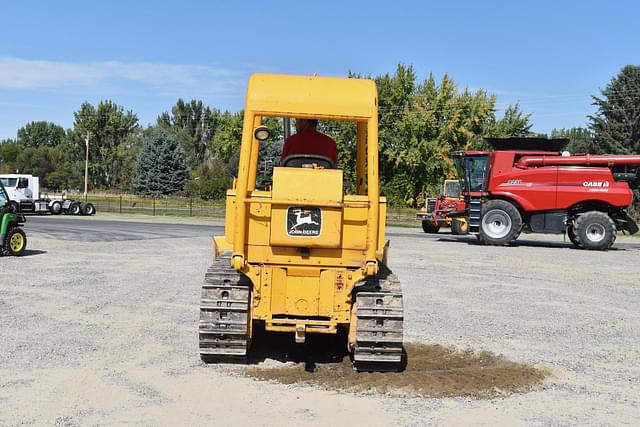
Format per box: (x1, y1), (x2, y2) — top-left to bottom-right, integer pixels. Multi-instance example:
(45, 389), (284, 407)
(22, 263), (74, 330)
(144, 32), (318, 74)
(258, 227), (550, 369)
(199, 253), (251, 361)
(353, 266), (404, 372)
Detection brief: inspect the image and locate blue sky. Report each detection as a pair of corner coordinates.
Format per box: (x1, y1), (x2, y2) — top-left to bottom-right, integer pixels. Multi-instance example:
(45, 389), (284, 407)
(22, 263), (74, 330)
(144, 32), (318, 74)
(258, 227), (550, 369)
(0, 0), (638, 140)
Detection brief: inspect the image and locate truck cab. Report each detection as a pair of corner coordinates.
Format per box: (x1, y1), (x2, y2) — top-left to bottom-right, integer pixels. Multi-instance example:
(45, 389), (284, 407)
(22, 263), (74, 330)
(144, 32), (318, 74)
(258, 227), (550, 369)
(0, 175), (38, 212)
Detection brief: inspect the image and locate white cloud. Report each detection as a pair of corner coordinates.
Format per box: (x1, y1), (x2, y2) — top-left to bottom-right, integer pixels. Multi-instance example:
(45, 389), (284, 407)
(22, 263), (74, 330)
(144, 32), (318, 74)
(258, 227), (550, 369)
(0, 57), (245, 93)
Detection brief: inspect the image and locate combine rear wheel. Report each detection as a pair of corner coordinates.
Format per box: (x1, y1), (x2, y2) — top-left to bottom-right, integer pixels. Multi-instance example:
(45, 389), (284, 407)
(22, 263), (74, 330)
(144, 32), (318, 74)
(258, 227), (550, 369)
(421, 221), (440, 233)
(352, 265), (404, 372)
(574, 211), (616, 250)
(479, 200), (522, 246)
(451, 218), (468, 235)
(199, 253), (252, 362)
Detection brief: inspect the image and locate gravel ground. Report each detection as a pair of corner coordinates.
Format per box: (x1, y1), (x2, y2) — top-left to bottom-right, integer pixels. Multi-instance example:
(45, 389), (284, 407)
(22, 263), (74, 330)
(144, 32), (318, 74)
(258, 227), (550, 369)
(0, 218), (639, 425)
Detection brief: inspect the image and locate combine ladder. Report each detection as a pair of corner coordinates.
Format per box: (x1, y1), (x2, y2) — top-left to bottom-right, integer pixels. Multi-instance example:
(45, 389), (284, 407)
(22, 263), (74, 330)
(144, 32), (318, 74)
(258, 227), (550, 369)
(468, 196), (482, 233)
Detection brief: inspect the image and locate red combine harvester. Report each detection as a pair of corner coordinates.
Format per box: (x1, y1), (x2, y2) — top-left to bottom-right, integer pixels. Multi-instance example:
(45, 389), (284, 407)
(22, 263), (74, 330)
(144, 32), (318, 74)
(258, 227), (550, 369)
(452, 137), (640, 250)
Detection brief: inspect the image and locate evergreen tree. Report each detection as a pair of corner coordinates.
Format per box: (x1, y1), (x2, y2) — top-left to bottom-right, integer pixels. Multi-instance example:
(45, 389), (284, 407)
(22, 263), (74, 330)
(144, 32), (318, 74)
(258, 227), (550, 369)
(589, 65), (640, 154)
(485, 104), (533, 138)
(550, 127), (595, 154)
(132, 127), (188, 196)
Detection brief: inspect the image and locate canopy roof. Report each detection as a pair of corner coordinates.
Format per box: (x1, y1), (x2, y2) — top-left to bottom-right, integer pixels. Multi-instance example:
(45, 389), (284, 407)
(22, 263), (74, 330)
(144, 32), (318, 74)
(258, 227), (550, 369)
(245, 74), (378, 120)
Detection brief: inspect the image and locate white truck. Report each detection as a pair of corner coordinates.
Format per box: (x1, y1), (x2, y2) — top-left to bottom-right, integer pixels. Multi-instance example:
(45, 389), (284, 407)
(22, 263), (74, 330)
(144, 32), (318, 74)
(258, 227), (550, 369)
(0, 174), (96, 215)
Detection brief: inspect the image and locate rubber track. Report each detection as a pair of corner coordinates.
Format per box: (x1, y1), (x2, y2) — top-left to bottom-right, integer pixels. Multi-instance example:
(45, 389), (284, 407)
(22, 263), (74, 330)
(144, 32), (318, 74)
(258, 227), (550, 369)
(199, 254), (251, 360)
(353, 267), (404, 371)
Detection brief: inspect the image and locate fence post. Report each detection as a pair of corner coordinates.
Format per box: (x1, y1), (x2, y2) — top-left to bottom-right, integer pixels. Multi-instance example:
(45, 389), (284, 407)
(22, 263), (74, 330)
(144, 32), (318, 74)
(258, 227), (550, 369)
(119, 195), (122, 214)
(190, 198), (193, 217)
(153, 198), (156, 216)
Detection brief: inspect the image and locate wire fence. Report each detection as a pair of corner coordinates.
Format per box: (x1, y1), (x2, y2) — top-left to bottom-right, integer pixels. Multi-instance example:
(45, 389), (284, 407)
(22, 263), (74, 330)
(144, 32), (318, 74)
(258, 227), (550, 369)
(67, 192), (419, 224)
(69, 192), (226, 218)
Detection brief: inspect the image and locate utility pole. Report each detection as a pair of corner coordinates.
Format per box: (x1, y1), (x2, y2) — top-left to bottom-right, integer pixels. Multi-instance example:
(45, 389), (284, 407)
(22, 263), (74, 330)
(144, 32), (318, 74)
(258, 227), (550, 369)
(84, 132), (91, 200)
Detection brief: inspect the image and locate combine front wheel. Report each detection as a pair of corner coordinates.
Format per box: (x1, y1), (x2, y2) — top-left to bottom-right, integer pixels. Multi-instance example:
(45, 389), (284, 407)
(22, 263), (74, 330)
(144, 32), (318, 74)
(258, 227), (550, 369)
(479, 200), (522, 245)
(574, 211), (616, 250)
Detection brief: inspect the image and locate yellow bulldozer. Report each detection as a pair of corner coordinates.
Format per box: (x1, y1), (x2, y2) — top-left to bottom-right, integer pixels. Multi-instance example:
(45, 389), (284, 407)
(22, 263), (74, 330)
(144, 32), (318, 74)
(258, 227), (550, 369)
(199, 74), (404, 371)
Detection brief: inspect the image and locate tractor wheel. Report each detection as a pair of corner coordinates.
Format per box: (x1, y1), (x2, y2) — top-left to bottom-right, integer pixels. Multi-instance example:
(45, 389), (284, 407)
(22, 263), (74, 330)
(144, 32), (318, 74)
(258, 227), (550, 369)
(8, 201), (19, 213)
(421, 220), (440, 233)
(479, 200), (522, 246)
(567, 225), (582, 249)
(574, 211), (616, 250)
(50, 201), (62, 215)
(6, 227), (27, 256)
(82, 203), (96, 215)
(451, 218), (469, 235)
(70, 203), (81, 215)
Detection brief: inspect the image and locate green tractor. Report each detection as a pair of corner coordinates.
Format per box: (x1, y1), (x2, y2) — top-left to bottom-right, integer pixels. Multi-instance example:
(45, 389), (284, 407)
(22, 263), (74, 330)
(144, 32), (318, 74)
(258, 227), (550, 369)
(1, 182), (27, 256)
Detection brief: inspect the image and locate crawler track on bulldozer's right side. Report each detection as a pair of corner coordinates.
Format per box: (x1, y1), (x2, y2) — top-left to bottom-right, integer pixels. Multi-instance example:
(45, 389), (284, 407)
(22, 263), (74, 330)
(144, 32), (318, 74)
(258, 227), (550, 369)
(199, 253), (251, 361)
(353, 266), (404, 372)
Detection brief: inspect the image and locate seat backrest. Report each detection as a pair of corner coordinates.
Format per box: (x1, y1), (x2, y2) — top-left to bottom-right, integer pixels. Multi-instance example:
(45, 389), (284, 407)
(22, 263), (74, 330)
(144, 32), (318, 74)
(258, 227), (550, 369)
(282, 154), (335, 169)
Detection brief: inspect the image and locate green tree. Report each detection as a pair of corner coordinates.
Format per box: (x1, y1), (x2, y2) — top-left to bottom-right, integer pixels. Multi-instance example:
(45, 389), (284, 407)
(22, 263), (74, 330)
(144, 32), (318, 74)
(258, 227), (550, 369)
(73, 101), (139, 189)
(550, 127), (595, 154)
(589, 65), (640, 154)
(157, 99), (221, 168)
(16, 121), (66, 147)
(210, 111), (244, 167)
(485, 104), (533, 139)
(0, 139), (22, 173)
(375, 69), (496, 206)
(132, 127), (188, 196)
(184, 159), (229, 200)
(14, 145), (66, 187)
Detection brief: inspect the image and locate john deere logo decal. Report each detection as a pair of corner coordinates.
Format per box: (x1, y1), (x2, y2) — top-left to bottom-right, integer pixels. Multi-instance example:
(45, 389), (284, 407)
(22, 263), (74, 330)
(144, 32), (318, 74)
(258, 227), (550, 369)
(287, 207), (321, 237)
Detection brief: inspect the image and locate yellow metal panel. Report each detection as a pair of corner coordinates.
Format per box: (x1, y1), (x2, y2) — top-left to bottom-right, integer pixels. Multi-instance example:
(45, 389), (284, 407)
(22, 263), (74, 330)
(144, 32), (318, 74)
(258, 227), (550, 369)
(246, 74), (377, 120)
(342, 195), (369, 250)
(270, 167), (343, 248)
(285, 275), (319, 315)
(377, 197), (387, 258)
(272, 167), (342, 202)
(246, 245), (367, 268)
(247, 194), (271, 246)
(287, 267), (320, 277)
(270, 268), (287, 314)
(318, 270), (335, 316)
(224, 191), (236, 247)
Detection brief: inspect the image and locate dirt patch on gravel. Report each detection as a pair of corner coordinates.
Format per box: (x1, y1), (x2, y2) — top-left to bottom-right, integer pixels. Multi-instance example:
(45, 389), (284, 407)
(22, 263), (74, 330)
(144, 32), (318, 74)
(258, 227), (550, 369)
(245, 339), (547, 398)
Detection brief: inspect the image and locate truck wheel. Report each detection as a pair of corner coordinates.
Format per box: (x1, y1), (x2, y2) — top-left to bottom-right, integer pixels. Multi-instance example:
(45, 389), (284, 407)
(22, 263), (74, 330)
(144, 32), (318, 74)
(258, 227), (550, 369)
(8, 201), (19, 213)
(567, 225), (582, 249)
(6, 227), (27, 256)
(50, 201), (62, 215)
(421, 220), (440, 233)
(451, 218), (468, 235)
(82, 203), (96, 215)
(70, 203), (81, 215)
(479, 200), (522, 245)
(574, 211), (616, 250)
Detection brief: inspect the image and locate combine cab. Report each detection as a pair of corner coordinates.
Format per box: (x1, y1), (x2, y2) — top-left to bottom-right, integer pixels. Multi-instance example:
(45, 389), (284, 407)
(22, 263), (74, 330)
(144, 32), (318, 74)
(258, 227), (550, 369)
(199, 74), (404, 371)
(453, 137), (640, 250)
(416, 179), (468, 234)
